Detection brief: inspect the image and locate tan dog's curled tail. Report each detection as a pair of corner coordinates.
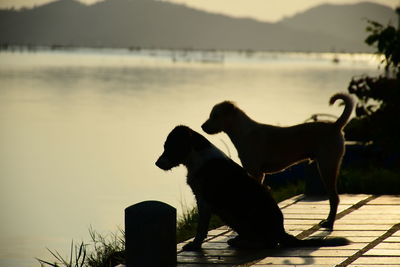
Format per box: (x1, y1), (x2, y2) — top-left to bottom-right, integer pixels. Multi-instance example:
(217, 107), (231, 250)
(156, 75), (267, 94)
(329, 93), (354, 130)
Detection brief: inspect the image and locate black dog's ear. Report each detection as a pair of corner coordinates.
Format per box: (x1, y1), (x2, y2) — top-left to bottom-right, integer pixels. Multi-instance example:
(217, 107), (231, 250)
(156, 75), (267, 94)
(172, 125), (211, 151)
(169, 125), (195, 148)
(171, 125), (210, 150)
(190, 129), (211, 151)
(172, 125), (194, 138)
(173, 125), (191, 132)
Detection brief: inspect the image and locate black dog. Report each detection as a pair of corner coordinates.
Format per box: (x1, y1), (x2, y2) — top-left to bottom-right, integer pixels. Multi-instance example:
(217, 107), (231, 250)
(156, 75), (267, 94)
(156, 125), (349, 250)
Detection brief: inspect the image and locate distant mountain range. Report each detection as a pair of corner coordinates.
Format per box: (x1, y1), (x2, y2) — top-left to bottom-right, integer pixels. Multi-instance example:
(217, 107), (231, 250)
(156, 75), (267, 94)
(0, 0), (397, 52)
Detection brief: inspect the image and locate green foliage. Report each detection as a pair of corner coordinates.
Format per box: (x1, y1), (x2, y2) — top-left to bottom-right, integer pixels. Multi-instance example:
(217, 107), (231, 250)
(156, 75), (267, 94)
(347, 75), (400, 150)
(270, 181), (305, 203)
(365, 20), (400, 76)
(339, 167), (400, 194)
(346, 15), (400, 152)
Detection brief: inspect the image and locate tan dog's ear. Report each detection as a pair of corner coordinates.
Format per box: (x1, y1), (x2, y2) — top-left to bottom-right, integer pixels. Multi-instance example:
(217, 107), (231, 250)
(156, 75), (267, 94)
(220, 101), (236, 114)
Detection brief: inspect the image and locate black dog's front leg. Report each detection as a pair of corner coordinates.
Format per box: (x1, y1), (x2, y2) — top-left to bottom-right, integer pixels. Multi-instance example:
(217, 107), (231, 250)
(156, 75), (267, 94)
(182, 199), (211, 251)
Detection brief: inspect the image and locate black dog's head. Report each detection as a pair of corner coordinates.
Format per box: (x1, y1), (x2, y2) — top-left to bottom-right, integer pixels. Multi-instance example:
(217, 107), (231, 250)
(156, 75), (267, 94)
(156, 125), (210, 170)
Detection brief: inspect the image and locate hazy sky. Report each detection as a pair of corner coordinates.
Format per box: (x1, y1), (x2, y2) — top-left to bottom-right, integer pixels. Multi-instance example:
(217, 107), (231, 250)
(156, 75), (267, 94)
(0, 0), (398, 22)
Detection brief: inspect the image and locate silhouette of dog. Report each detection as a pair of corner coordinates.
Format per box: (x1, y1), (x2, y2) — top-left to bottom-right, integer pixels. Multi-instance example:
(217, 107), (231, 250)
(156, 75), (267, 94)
(201, 93), (354, 229)
(156, 126), (349, 250)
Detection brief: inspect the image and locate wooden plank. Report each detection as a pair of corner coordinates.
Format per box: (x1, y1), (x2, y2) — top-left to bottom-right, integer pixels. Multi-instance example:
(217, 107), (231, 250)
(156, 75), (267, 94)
(346, 264), (400, 267)
(255, 265), (335, 267)
(351, 256), (400, 264)
(323, 224), (394, 230)
(278, 195), (304, 208)
(179, 249), (257, 257)
(345, 212), (400, 217)
(283, 205), (352, 212)
(284, 219), (321, 225)
(368, 195), (400, 204)
(335, 214), (400, 220)
(285, 225), (318, 232)
(207, 228), (231, 236)
(283, 210), (333, 215)
(177, 255), (241, 264)
(344, 209), (400, 215)
(202, 242), (232, 250)
(364, 249), (400, 256)
(285, 224), (320, 231)
(264, 249), (359, 257)
(286, 230), (303, 236)
(374, 242), (400, 249)
(335, 219), (400, 225)
(311, 230), (387, 237)
(284, 214), (326, 219)
(207, 235), (233, 242)
(300, 194), (370, 205)
(283, 209), (349, 215)
(355, 204), (400, 210)
(343, 236), (381, 243)
(255, 256), (347, 265)
(310, 243), (368, 250)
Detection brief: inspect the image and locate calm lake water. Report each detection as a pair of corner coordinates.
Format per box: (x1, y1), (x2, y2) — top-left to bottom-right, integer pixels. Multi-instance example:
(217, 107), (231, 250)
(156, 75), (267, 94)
(0, 48), (381, 266)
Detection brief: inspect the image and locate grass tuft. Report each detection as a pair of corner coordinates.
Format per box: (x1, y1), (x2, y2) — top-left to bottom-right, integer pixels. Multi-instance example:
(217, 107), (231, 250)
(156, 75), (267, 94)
(86, 226), (125, 267)
(37, 241), (87, 267)
(37, 227), (124, 267)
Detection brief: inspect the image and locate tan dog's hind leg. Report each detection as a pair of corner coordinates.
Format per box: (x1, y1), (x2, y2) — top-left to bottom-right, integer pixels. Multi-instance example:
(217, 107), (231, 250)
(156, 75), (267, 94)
(316, 153), (342, 229)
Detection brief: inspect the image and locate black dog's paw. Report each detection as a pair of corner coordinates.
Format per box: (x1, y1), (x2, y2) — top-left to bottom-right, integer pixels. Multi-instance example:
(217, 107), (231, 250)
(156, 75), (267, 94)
(319, 219), (334, 230)
(182, 241), (202, 251)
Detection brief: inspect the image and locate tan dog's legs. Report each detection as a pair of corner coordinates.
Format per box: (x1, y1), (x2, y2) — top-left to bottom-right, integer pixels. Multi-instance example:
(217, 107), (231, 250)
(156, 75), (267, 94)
(316, 154), (342, 229)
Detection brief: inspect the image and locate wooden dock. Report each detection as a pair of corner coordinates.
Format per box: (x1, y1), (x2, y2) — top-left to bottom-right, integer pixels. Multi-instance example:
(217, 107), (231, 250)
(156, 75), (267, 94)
(177, 194), (400, 266)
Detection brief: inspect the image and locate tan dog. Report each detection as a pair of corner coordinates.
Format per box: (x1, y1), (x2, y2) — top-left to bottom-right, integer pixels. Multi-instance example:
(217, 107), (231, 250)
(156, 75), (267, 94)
(201, 93), (354, 229)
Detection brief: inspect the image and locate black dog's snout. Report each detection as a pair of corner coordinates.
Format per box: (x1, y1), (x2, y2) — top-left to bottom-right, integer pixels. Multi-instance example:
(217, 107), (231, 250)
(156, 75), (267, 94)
(155, 157), (164, 168)
(155, 158), (162, 168)
(155, 155), (171, 170)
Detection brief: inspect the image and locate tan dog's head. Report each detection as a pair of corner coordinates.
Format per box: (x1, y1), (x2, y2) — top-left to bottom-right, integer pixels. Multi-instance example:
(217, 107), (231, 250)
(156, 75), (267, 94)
(202, 101), (237, 134)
